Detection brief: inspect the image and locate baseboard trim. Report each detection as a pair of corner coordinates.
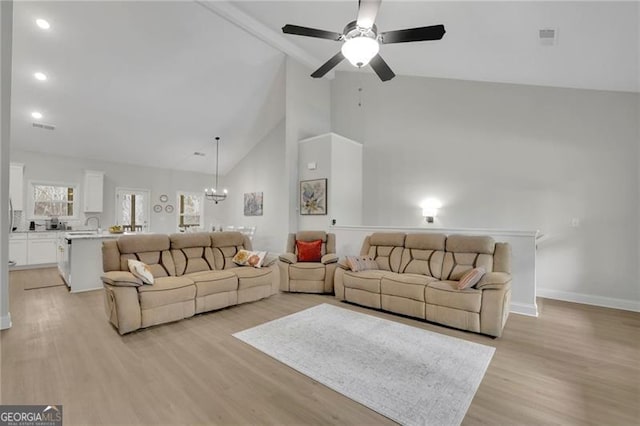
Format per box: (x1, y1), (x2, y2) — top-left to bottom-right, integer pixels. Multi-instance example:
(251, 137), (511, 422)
(510, 302), (538, 317)
(1, 313), (11, 330)
(537, 288), (640, 312)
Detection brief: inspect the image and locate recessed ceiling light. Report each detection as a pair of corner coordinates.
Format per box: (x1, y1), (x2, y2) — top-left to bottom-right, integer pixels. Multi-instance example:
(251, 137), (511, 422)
(35, 19), (50, 30)
(34, 72), (47, 81)
(31, 111), (43, 119)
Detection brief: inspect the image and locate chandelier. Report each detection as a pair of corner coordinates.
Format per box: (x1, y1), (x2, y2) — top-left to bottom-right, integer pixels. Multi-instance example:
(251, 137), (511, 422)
(204, 136), (228, 204)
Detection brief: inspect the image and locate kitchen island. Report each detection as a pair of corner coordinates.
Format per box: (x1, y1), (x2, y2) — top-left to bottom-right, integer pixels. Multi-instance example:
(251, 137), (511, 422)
(59, 232), (121, 293)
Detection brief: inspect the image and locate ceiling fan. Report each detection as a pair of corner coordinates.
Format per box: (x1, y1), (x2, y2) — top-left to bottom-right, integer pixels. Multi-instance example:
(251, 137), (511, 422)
(282, 0), (446, 82)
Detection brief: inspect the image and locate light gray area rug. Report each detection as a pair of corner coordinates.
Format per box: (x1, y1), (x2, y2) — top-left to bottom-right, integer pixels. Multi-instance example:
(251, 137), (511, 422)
(233, 303), (495, 426)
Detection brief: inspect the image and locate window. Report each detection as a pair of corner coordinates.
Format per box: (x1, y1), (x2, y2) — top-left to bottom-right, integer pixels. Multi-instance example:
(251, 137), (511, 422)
(116, 188), (150, 231)
(178, 192), (203, 230)
(30, 182), (77, 219)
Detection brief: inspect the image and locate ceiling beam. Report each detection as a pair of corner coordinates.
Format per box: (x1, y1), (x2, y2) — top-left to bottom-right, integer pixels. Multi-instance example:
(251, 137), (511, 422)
(196, 1), (334, 79)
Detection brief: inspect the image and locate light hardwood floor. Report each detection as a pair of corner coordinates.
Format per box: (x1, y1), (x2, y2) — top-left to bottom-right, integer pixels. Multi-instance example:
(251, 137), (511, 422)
(2, 268), (639, 425)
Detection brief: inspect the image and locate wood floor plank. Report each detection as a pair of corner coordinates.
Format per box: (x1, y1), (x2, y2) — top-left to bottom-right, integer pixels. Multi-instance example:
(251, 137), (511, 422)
(1, 267), (639, 425)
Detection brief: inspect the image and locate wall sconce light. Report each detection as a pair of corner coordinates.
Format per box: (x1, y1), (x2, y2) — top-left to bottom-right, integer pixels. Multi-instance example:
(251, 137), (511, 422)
(421, 198), (442, 223)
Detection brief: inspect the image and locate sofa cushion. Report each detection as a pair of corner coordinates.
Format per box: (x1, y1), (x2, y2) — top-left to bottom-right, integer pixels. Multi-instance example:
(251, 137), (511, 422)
(137, 276), (196, 309)
(289, 263), (326, 281)
(170, 233), (215, 276)
(185, 270), (238, 297)
(381, 273), (436, 302)
(404, 233), (446, 250)
(343, 270), (397, 293)
(369, 233), (406, 247)
(445, 235), (495, 254)
(170, 232), (211, 249)
(210, 232), (249, 270)
(117, 236), (175, 277)
(425, 281), (482, 313)
(118, 234), (170, 254)
(232, 266), (273, 289)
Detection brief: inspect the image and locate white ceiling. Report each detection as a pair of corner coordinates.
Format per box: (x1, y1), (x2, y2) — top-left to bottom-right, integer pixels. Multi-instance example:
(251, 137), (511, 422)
(11, 1), (639, 173)
(238, 1), (639, 92)
(11, 1), (285, 174)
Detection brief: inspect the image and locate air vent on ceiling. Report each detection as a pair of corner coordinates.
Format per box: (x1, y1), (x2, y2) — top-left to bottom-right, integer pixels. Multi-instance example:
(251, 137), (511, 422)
(32, 122), (56, 131)
(193, 151), (206, 157)
(539, 28), (557, 46)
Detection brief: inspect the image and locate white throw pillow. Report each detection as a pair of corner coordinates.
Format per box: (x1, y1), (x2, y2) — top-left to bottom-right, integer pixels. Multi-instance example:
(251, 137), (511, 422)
(128, 259), (154, 285)
(232, 250), (267, 268)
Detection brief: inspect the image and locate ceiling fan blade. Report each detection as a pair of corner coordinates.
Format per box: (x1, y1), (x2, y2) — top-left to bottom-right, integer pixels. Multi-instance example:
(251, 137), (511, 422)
(369, 54), (395, 81)
(282, 24), (342, 41)
(311, 51), (345, 78)
(356, 0), (382, 29)
(381, 24), (446, 44)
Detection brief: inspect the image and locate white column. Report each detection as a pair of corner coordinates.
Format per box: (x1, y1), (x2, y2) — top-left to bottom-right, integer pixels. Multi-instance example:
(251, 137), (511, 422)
(0, 0), (13, 330)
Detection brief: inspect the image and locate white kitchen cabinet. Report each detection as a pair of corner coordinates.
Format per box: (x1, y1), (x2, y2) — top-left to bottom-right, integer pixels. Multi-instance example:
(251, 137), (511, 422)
(9, 234), (27, 266)
(9, 163), (24, 211)
(27, 232), (58, 265)
(84, 170), (104, 213)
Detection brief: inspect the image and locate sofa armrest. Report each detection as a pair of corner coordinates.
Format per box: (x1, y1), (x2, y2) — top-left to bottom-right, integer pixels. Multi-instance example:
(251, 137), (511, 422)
(101, 271), (142, 287)
(321, 253), (338, 265)
(475, 272), (511, 290)
(336, 258), (350, 270)
(279, 253), (297, 264)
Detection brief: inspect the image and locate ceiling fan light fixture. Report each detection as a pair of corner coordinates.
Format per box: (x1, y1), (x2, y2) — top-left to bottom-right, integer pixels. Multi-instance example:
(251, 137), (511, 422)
(341, 36), (379, 67)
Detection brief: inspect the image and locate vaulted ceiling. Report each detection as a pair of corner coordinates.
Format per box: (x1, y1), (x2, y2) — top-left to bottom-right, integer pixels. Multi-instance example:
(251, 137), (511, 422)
(10, 1), (639, 173)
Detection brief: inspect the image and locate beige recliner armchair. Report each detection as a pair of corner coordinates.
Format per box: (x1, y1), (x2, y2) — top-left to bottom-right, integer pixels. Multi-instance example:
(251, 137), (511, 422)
(278, 231), (338, 293)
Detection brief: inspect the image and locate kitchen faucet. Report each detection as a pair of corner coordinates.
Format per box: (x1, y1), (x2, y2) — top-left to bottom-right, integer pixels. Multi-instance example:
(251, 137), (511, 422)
(85, 216), (101, 230)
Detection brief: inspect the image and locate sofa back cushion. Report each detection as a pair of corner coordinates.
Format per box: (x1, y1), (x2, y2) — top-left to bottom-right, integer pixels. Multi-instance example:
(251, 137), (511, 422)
(170, 233), (215, 276)
(442, 235), (495, 280)
(116, 234), (175, 277)
(210, 232), (251, 269)
(400, 233), (446, 279)
(361, 233), (406, 272)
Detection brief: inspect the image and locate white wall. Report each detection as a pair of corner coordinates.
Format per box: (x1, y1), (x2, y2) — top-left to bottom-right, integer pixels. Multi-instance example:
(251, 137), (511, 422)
(0, 0), (13, 331)
(9, 149), (221, 234)
(219, 120), (287, 253)
(284, 58), (331, 233)
(331, 72), (640, 309)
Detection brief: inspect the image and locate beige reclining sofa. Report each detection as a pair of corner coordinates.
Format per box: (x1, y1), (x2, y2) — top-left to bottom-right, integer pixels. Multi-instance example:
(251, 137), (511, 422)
(334, 233), (512, 337)
(101, 232), (278, 334)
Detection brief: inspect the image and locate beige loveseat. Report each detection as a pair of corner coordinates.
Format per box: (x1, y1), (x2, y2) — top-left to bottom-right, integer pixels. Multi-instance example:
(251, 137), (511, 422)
(334, 233), (512, 337)
(278, 231), (339, 293)
(101, 232), (278, 334)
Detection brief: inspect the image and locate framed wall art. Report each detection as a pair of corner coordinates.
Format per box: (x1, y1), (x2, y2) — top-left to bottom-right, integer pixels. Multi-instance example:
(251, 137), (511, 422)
(300, 178), (327, 215)
(244, 192), (263, 216)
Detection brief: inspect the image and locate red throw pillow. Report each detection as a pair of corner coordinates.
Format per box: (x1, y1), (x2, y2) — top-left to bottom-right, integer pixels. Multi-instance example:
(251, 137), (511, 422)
(296, 239), (322, 262)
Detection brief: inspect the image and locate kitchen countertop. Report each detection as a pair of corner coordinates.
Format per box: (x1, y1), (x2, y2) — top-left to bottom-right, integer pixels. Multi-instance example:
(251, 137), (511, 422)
(64, 232), (144, 240)
(12, 230), (68, 233)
